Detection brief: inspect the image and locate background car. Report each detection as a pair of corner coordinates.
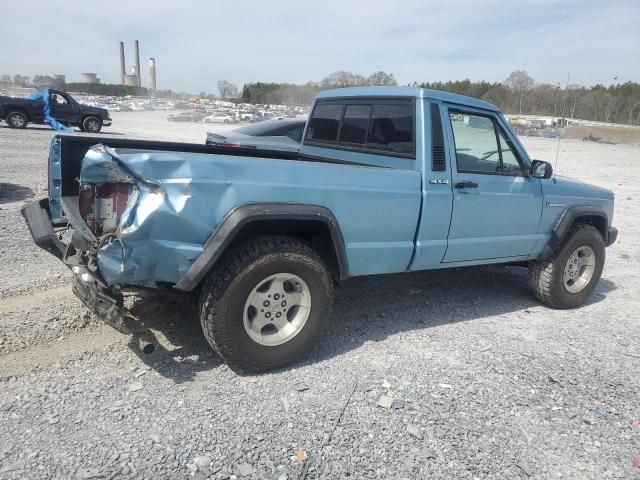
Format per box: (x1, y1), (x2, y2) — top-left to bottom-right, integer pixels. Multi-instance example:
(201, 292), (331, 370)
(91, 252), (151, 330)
(205, 118), (306, 151)
(167, 111), (208, 122)
(203, 113), (237, 124)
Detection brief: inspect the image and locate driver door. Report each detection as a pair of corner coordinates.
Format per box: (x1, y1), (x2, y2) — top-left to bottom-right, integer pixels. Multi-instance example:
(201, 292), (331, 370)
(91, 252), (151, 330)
(443, 106), (542, 262)
(49, 92), (78, 124)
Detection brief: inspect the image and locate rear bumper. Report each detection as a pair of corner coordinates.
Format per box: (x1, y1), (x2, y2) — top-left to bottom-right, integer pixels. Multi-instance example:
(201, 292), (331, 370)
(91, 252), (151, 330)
(20, 199), (67, 260)
(607, 226), (618, 247)
(103, 118), (112, 127)
(21, 198), (127, 329)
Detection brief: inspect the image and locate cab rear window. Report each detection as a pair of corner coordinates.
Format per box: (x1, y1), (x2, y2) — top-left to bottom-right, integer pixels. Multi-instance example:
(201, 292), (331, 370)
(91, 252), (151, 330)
(304, 99), (415, 158)
(305, 104), (342, 142)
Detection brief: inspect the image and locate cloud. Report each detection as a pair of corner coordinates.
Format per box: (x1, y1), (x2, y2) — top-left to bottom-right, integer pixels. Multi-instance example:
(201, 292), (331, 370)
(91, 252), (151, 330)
(0, 0), (637, 92)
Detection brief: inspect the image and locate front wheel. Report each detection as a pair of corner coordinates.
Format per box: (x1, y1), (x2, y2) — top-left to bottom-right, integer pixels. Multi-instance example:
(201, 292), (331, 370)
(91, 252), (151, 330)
(528, 223), (605, 308)
(82, 116), (103, 133)
(199, 235), (333, 372)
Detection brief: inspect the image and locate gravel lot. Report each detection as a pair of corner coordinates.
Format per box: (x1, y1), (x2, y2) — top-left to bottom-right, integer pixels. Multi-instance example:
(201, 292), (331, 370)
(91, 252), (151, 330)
(0, 112), (638, 479)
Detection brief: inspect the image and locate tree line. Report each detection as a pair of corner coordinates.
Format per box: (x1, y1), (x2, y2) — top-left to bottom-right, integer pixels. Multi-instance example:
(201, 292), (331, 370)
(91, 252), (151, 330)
(2, 70), (639, 125)
(240, 71), (397, 105)
(416, 71), (640, 125)
(240, 70), (639, 125)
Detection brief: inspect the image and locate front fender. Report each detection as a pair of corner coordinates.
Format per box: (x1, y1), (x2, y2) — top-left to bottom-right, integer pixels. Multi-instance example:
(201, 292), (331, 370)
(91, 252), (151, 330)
(538, 204), (610, 259)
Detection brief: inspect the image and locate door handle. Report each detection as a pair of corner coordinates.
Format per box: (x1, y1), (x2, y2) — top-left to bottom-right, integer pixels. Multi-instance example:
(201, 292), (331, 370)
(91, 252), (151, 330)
(454, 181), (478, 189)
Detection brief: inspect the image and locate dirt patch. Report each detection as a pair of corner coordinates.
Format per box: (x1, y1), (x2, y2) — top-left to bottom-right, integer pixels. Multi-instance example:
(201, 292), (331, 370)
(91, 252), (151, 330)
(564, 124), (640, 144)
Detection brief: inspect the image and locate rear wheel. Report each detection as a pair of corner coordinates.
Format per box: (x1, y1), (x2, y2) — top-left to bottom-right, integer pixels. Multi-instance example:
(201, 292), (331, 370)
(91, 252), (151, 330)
(199, 235), (333, 372)
(6, 111), (28, 129)
(528, 223), (605, 308)
(82, 116), (102, 133)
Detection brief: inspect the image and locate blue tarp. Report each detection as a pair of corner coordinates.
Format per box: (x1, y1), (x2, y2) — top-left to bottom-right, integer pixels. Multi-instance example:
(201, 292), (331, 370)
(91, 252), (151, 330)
(27, 88), (73, 132)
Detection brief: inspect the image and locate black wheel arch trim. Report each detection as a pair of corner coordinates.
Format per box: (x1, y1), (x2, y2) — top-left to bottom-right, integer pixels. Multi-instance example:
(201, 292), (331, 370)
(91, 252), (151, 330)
(538, 204), (612, 259)
(174, 203), (349, 291)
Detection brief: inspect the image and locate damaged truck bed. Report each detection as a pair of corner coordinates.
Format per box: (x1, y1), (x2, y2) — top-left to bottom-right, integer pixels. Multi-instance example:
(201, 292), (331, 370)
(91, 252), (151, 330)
(22, 87), (617, 372)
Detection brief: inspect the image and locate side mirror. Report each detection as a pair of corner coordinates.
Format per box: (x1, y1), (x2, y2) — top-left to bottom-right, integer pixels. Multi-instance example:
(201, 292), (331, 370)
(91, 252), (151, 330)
(531, 160), (553, 179)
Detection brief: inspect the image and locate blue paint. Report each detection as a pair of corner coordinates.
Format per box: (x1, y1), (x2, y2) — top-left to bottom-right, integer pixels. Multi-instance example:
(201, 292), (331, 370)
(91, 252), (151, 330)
(27, 88), (73, 132)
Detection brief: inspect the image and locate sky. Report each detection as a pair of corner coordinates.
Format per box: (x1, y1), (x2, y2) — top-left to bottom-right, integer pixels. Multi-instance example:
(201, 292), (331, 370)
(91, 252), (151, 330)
(0, 0), (638, 94)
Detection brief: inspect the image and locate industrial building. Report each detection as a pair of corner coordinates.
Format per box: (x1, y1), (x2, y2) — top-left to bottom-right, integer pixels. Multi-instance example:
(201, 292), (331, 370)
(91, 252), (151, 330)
(119, 40), (156, 94)
(80, 72), (100, 84)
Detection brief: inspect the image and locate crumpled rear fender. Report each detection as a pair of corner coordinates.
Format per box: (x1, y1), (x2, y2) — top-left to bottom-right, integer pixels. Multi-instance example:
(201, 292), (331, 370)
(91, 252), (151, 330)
(79, 146), (222, 287)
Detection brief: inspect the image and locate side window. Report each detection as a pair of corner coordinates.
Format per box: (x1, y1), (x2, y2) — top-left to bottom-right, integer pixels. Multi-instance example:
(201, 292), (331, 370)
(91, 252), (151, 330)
(51, 93), (68, 105)
(449, 113), (499, 173)
(339, 105), (370, 144)
(497, 129), (521, 175)
(366, 104), (414, 154)
(448, 112), (523, 175)
(305, 104), (342, 142)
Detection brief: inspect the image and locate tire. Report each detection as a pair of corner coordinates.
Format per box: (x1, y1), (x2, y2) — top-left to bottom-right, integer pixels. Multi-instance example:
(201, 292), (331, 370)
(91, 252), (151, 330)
(528, 223), (605, 309)
(199, 235), (334, 372)
(82, 116), (103, 133)
(6, 111), (28, 129)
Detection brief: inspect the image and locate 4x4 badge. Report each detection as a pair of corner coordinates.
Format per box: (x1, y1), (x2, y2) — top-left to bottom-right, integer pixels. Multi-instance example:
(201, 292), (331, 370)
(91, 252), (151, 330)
(429, 179), (449, 184)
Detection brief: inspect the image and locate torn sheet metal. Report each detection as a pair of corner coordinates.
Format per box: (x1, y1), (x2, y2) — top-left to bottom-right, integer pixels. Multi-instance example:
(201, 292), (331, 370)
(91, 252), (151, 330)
(27, 88), (73, 132)
(79, 146), (208, 287)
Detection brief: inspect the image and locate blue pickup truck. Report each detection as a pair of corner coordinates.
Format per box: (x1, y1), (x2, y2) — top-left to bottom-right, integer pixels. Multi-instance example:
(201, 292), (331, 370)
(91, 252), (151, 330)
(22, 87), (617, 372)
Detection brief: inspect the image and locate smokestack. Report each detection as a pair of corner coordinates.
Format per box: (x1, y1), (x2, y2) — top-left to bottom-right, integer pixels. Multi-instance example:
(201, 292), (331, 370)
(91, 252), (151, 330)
(134, 40), (141, 87)
(149, 58), (157, 96)
(119, 42), (126, 85)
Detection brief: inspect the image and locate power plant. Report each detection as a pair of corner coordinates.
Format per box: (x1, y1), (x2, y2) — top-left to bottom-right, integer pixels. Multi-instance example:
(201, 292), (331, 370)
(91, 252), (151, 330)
(149, 58), (157, 95)
(80, 72), (100, 84)
(119, 40), (156, 93)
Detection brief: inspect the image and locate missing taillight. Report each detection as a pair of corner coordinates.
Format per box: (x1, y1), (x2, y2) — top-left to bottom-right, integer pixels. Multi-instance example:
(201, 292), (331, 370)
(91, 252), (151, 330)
(79, 182), (135, 236)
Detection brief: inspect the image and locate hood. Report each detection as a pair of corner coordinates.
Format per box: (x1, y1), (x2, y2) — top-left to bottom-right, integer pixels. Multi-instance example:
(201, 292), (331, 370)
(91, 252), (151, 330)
(551, 175), (614, 201)
(542, 174), (615, 227)
(82, 104), (110, 118)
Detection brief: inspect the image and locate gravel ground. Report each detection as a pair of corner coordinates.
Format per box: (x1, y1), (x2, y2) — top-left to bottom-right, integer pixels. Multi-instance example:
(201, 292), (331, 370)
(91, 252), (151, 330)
(0, 113), (638, 479)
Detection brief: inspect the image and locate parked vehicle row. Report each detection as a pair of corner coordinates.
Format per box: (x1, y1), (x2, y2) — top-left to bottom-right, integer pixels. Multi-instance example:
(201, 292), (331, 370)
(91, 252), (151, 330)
(167, 110), (297, 124)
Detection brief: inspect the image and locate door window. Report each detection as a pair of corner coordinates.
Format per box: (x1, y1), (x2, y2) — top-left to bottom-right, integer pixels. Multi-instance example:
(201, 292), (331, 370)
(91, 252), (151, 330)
(51, 93), (68, 105)
(449, 112), (523, 175)
(497, 129), (521, 175)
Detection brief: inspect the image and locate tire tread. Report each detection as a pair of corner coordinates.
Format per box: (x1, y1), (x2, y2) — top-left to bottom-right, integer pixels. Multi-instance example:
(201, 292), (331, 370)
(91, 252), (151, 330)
(528, 223), (603, 308)
(199, 235), (332, 372)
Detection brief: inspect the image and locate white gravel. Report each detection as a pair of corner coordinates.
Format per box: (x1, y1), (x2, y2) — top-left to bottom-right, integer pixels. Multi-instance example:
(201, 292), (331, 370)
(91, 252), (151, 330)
(0, 112), (638, 479)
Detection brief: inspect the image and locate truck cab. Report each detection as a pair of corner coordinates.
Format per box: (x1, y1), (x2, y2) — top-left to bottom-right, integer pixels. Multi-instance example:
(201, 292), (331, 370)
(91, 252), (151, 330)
(300, 87), (615, 270)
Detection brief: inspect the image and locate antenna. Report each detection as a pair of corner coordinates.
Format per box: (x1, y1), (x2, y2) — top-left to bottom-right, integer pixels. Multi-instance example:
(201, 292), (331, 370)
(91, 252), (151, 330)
(553, 74), (570, 181)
